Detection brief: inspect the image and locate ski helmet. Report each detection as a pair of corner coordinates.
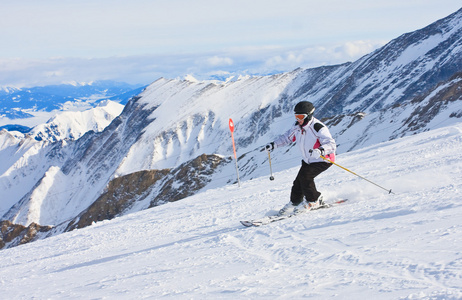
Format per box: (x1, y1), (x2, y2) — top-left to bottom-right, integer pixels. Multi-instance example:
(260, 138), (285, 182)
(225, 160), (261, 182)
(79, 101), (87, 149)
(294, 101), (315, 114)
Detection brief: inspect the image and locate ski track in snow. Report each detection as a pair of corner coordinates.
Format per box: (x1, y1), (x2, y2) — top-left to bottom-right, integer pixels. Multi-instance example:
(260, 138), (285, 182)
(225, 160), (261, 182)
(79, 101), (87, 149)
(1, 124), (462, 299)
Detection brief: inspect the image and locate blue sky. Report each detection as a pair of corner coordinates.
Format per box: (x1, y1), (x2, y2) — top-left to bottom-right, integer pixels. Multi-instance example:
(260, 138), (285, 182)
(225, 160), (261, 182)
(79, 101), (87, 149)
(0, 0), (461, 87)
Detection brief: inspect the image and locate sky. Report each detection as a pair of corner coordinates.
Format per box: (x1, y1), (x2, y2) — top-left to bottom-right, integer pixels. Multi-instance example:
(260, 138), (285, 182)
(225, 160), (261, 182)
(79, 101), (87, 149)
(0, 0), (461, 88)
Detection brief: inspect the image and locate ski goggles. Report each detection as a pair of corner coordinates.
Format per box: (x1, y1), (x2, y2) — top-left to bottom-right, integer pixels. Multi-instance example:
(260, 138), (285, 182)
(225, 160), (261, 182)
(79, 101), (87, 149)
(295, 114), (308, 121)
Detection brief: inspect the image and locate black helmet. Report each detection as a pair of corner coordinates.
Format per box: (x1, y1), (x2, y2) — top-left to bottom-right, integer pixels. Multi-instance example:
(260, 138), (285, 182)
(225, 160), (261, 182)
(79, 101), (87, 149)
(294, 101), (315, 115)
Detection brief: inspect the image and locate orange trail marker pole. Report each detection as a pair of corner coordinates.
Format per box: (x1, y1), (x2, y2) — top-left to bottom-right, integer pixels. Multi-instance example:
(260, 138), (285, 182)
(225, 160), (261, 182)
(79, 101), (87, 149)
(229, 118), (241, 187)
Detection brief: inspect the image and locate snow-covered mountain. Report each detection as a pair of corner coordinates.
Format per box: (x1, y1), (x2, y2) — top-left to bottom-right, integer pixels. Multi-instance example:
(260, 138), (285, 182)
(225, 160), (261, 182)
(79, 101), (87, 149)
(29, 100), (124, 142)
(1, 8), (462, 246)
(1, 100), (124, 142)
(1, 122), (461, 299)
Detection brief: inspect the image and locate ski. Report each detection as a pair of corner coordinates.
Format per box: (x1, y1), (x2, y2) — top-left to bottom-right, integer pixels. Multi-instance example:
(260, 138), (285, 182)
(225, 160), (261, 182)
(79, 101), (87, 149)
(240, 199), (348, 227)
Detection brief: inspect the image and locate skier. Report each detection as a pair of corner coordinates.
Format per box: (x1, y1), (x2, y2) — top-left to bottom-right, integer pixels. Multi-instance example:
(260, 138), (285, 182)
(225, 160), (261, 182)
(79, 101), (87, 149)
(265, 101), (336, 216)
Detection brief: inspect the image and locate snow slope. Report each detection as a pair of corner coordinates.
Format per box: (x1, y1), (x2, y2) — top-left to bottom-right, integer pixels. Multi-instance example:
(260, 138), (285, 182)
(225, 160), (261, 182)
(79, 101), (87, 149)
(1, 123), (461, 299)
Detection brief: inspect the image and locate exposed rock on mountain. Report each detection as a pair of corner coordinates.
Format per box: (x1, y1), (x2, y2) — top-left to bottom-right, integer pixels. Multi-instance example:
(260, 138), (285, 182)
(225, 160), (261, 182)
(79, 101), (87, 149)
(403, 72), (462, 133)
(66, 169), (171, 231)
(0, 220), (53, 250)
(66, 154), (229, 231)
(149, 154), (231, 207)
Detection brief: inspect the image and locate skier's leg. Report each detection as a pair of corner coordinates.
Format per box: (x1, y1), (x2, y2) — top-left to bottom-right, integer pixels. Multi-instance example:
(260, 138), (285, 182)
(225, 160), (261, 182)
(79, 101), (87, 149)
(290, 163), (305, 205)
(298, 162), (331, 202)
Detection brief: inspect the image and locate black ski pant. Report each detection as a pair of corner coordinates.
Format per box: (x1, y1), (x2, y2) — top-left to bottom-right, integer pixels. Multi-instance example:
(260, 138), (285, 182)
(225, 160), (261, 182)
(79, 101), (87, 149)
(290, 161), (332, 205)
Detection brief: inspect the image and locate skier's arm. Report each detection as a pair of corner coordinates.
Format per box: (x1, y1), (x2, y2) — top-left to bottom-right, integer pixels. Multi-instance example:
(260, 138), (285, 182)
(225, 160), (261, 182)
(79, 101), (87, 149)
(316, 126), (336, 155)
(273, 126), (297, 149)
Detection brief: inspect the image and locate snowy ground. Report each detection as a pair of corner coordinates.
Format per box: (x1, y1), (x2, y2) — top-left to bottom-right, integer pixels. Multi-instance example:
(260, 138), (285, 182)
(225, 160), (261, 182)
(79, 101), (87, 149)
(1, 123), (461, 299)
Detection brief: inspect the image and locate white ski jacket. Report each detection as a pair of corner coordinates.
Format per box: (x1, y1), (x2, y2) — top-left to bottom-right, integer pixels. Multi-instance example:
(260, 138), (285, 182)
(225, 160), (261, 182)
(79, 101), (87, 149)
(273, 117), (336, 164)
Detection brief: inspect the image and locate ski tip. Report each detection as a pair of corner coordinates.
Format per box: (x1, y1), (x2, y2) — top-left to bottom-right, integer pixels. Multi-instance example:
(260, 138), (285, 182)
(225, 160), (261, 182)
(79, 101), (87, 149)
(240, 220), (264, 227)
(240, 221), (254, 227)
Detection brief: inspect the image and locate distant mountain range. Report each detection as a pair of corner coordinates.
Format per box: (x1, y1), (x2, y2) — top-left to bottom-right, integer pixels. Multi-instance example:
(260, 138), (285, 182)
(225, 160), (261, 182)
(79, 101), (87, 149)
(1, 8), (462, 249)
(0, 80), (146, 125)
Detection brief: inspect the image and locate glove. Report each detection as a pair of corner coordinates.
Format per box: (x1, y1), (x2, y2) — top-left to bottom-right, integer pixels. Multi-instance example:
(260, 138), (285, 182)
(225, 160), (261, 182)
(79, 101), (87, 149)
(309, 147), (324, 159)
(264, 142), (275, 152)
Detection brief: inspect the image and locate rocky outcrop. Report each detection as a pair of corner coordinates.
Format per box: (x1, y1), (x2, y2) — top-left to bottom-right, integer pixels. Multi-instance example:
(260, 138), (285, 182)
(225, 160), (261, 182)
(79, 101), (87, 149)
(66, 153), (230, 231)
(0, 220), (53, 250)
(150, 153), (231, 207)
(66, 169), (170, 231)
(403, 72), (462, 132)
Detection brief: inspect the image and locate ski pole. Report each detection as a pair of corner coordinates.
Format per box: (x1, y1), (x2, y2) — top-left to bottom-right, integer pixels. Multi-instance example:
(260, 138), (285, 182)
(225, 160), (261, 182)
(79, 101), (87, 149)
(320, 155), (394, 194)
(267, 150), (275, 181)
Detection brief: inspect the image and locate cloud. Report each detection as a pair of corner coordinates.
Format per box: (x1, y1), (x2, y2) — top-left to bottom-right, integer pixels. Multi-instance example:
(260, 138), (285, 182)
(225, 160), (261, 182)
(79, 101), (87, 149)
(205, 56), (234, 67)
(262, 40), (386, 72)
(336, 41), (385, 58)
(1, 1), (460, 88)
(0, 40), (386, 88)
